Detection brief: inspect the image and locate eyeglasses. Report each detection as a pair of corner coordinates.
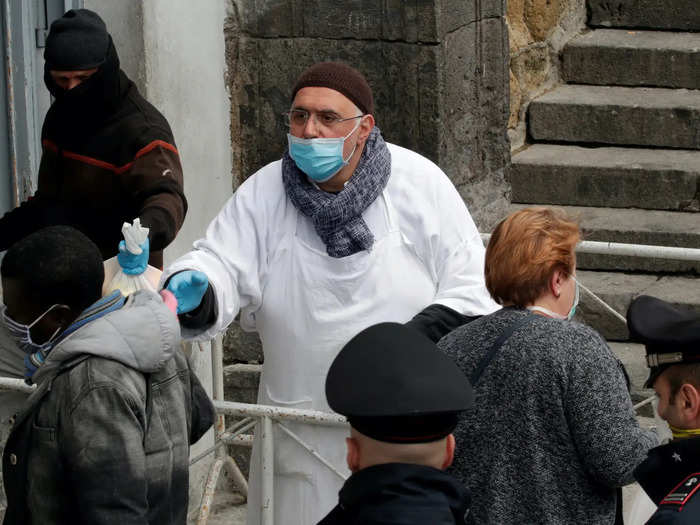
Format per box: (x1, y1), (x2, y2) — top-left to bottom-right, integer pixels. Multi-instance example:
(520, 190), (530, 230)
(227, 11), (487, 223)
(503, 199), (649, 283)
(283, 109), (364, 130)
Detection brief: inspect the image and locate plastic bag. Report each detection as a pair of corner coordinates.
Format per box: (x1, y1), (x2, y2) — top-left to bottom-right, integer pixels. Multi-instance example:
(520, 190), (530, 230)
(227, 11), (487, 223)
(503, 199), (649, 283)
(102, 219), (162, 296)
(625, 483), (656, 525)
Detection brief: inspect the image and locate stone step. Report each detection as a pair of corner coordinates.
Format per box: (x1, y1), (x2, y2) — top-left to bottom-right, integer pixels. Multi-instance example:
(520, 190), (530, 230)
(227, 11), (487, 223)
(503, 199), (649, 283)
(563, 30), (700, 90)
(529, 85), (700, 149)
(609, 342), (654, 405)
(511, 144), (700, 211)
(575, 270), (700, 340)
(588, 0), (700, 32)
(511, 203), (700, 273)
(223, 363), (261, 404)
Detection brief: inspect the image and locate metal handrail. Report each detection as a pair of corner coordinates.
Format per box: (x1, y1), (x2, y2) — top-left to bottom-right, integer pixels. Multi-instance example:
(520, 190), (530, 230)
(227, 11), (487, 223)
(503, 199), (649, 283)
(480, 233), (700, 262)
(213, 400), (347, 427)
(0, 377), (35, 394)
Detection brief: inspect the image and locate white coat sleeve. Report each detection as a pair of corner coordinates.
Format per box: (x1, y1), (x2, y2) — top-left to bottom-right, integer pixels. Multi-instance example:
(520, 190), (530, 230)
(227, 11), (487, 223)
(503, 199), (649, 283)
(160, 178), (267, 341)
(429, 173), (500, 317)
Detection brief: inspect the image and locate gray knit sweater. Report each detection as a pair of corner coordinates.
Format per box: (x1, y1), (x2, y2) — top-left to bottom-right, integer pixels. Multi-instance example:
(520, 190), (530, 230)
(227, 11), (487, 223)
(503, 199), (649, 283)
(438, 307), (658, 525)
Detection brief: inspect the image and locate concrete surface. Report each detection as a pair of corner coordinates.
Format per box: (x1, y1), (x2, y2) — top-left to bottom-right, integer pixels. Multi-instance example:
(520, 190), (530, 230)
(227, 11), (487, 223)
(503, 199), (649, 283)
(141, 0), (235, 266)
(202, 490), (247, 525)
(511, 144), (700, 211)
(529, 85), (700, 149)
(575, 270), (700, 340)
(83, 1), (146, 93)
(563, 29), (700, 90)
(509, 203), (700, 273)
(588, 0), (700, 31)
(228, 0), (510, 231)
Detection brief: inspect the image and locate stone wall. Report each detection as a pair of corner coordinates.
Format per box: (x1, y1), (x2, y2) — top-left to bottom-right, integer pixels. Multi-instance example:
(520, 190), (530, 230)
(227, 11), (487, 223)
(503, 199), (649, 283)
(222, 0), (513, 366)
(226, 0), (510, 232)
(507, 0), (586, 150)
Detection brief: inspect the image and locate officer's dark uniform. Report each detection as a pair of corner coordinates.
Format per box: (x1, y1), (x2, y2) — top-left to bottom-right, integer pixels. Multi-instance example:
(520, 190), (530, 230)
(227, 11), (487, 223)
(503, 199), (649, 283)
(627, 295), (700, 524)
(318, 322), (473, 525)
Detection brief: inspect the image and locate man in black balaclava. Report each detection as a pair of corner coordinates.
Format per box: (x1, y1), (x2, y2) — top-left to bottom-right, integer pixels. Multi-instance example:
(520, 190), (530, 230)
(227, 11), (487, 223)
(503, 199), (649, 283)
(0, 9), (187, 270)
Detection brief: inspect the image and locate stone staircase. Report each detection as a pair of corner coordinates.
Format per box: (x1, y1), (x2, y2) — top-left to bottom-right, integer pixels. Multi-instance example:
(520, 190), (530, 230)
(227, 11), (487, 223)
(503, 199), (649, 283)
(511, 0), (700, 396)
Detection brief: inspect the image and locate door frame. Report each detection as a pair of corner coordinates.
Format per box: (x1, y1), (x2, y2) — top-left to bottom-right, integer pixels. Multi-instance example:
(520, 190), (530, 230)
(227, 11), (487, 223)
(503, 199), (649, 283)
(1, 0), (82, 208)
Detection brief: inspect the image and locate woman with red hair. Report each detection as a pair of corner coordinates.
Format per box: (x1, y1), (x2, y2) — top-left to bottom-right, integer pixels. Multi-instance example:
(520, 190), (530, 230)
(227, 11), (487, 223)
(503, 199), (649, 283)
(438, 207), (657, 524)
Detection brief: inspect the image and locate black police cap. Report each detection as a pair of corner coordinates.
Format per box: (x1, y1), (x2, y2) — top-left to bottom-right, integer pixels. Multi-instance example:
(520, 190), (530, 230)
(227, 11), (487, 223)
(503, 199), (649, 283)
(325, 322), (473, 443)
(627, 295), (700, 388)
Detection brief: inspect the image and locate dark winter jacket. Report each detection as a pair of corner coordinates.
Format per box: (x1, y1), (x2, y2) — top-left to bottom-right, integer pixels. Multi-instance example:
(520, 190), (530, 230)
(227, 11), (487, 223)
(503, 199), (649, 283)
(2, 291), (214, 525)
(0, 40), (186, 268)
(317, 463), (469, 525)
(635, 437), (700, 524)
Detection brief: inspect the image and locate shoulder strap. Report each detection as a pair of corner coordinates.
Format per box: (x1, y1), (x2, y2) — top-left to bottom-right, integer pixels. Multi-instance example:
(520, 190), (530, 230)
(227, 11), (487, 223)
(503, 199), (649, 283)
(470, 314), (536, 386)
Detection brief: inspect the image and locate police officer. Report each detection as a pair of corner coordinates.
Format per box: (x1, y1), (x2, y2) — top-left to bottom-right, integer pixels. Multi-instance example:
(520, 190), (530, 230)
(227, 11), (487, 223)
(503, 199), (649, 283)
(319, 322), (473, 525)
(628, 295), (700, 524)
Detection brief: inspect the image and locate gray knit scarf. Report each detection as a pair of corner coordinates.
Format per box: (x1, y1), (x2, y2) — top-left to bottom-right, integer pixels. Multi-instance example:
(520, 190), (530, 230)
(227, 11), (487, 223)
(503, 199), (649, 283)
(282, 127), (391, 258)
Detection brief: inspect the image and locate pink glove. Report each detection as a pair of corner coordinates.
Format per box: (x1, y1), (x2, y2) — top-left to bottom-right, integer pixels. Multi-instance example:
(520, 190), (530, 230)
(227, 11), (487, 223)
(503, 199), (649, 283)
(159, 289), (178, 315)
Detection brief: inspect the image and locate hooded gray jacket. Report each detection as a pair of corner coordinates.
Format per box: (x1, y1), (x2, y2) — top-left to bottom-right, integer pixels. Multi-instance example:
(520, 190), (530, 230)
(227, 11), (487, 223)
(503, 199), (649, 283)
(2, 291), (213, 525)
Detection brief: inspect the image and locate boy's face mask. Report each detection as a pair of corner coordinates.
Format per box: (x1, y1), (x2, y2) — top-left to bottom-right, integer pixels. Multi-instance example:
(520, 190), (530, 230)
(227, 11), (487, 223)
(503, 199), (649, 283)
(1, 304), (63, 354)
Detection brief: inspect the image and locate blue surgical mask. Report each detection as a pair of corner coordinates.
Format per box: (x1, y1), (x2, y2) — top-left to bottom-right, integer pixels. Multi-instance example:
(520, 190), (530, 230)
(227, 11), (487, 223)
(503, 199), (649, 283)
(287, 119), (362, 183)
(0, 304), (62, 354)
(567, 278), (580, 321)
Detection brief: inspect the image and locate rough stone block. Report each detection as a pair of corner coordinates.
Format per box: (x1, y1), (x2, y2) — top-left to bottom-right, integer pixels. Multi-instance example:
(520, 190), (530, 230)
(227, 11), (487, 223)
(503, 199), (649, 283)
(524, 0), (562, 40)
(507, 0), (532, 52)
(223, 364), (261, 403)
(237, 0), (489, 43)
(509, 69), (522, 129)
(563, 30), (700, 90)
(529, 85), (700, 150)
(441, 17), (510, 230)
(223, 323), (263, 364)
(588, 0), (700, 31)
(511, 144), (700, 211)
(510, 45), (551, 95)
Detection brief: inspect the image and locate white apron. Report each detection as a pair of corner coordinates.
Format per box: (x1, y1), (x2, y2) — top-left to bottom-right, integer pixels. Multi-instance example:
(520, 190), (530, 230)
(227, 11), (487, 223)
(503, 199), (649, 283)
(246, 190), (437, 525)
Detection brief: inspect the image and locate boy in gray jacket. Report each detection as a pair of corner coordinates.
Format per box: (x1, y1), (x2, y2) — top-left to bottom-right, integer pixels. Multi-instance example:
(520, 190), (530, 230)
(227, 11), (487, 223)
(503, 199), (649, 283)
(0, 226), (213, 525)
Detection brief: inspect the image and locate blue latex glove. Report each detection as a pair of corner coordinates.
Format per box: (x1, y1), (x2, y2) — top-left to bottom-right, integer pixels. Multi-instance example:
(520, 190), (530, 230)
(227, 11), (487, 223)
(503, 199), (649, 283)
(166, 270), (209, 314)
(117, 238), (150, 275)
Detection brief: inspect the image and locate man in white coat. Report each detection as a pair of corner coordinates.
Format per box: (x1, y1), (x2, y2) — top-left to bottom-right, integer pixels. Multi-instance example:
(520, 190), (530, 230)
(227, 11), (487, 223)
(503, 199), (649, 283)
(162, 62), (499, 524)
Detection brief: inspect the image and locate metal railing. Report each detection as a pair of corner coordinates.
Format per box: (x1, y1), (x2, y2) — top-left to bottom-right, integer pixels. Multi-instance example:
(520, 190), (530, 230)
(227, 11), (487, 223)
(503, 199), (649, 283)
(480, 234), (700, 263)
(0, 377), (34, 394)
(1, 237), (698, 524)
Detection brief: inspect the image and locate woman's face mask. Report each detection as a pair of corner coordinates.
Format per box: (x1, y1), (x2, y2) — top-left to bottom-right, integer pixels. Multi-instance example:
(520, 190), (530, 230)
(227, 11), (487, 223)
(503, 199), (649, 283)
(0, 304), (63, 354)
(566, 278), (580, 321)
(527, 276), (579, 321)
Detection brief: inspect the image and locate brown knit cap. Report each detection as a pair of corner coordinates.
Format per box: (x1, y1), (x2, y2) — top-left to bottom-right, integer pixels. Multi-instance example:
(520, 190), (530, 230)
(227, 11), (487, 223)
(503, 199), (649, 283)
(291, 62), (374, 115)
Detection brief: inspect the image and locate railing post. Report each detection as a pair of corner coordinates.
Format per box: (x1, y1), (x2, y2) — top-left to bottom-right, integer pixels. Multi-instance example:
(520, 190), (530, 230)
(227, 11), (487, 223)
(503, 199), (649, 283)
(261, 416), (274, 525)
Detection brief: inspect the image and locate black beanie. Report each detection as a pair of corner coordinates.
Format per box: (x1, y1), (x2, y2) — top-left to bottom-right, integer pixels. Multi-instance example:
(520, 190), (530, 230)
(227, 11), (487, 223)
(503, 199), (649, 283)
(44, 9), (110, 70)
(291, 62), (374, 115)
